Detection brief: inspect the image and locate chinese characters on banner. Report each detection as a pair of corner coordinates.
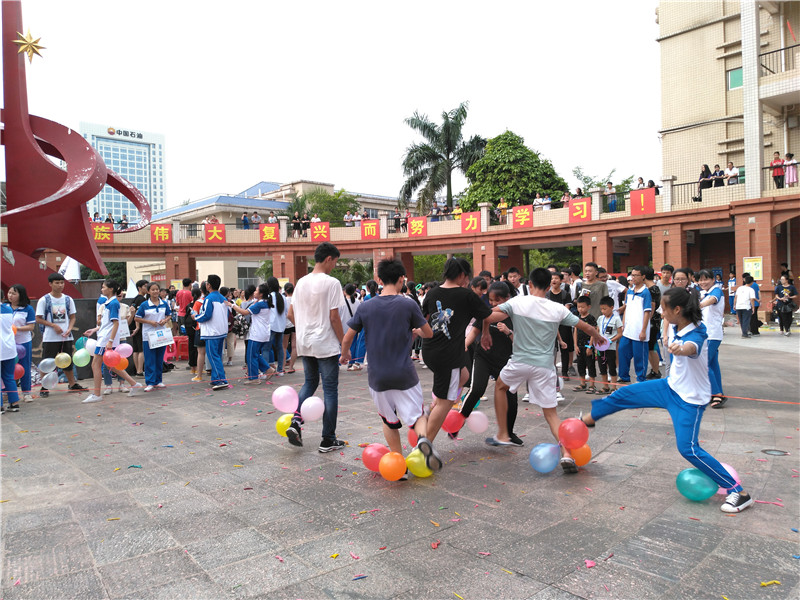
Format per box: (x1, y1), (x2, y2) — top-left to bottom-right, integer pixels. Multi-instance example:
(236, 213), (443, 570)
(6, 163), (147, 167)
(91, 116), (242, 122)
(460, 211), (480, 234)
(407, 216), (427, 238)
(629, 187), (656, 216)
(361, 219), (379, 240)
(259, 223), (279, 243)
(311, 222), (330, 242)
(150, 223), (172, 244)
(512, 205), (533, 229)
(569, 197), (592, 223)
(204, 224), (226, 243)
(92, 223), (113, 244)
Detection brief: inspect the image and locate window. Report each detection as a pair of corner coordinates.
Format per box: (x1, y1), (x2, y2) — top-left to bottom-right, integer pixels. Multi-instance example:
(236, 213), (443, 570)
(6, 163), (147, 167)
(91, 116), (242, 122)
(727, 67), (743, 90)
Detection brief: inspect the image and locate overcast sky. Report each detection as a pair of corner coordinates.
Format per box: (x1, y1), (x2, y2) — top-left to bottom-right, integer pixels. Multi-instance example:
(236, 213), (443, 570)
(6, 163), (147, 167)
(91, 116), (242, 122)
(7, 0), (662, 207)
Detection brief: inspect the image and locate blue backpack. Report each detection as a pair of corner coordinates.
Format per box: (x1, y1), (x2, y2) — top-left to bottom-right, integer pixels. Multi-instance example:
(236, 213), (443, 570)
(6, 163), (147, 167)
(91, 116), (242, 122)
(39, 294), (74, 334)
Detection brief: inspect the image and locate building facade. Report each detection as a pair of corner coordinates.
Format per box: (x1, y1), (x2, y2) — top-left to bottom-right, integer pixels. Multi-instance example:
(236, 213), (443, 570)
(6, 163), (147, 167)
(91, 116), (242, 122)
(80, 122), (166, 223)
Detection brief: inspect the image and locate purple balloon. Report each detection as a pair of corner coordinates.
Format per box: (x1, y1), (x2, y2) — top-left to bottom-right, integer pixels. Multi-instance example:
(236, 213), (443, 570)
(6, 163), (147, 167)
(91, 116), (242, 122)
(16, 344), (27, 360)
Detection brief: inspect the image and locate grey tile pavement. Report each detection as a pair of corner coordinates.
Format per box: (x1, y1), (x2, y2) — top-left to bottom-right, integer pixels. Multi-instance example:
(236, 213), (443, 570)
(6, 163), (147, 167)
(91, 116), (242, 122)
(1, 332), (799, 599)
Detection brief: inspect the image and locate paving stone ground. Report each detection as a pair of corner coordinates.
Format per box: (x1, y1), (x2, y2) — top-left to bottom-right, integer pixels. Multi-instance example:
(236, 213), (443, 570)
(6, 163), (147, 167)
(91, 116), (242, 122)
(1, 329), (798, 599)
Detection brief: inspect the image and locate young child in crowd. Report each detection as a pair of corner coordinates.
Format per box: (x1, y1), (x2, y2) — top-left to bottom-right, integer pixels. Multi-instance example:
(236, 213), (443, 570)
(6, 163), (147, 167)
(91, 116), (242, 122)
(573, 296), (598, 394)
(596, 296), (623, 393)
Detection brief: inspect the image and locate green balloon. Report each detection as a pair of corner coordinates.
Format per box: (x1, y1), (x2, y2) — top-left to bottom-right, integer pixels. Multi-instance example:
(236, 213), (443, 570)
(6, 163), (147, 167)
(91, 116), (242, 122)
(72, 348), (92, 367)
(75, 336), (88, 350)
(676, 468), (718, 501)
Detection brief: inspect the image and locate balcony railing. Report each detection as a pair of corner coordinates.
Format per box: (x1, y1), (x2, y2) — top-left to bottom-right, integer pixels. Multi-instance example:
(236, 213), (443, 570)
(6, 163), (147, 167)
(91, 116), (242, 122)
(759, 43), (799, 77)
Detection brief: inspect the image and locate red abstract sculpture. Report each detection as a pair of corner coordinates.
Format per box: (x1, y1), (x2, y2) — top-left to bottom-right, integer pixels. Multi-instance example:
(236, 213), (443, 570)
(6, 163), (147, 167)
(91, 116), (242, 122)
(0, 0), (151, 298)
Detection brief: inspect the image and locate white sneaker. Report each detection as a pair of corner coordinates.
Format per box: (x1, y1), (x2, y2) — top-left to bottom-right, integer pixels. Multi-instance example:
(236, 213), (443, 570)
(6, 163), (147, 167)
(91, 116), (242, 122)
(144, 385), (155, 392)
(128, 384), (143, 397)
(522, 393), (530, 402)
(22, 394), (34, 403)
(155, 383), (166, 389)
(82, 394), (103, 404)
(556, 391), (565, 401)
(103, 386), (113, 395)
(118, 383), (130, 393)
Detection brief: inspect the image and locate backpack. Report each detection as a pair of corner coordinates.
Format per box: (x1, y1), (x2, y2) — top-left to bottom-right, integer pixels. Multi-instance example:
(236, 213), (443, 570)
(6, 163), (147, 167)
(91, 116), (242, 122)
(39, 294), (74, 334)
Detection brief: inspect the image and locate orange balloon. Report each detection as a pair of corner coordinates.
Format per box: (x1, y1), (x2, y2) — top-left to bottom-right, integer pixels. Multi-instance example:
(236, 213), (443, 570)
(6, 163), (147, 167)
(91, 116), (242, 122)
(571, 444), (592, 467)
(116, 356), (129, 371)
(378, 451), (407, 481)
(12, 325), (17, 335)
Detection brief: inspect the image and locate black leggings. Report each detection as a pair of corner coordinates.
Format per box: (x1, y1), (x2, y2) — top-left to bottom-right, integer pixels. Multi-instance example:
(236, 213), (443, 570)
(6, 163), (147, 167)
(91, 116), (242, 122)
(461, 355), (518, 435)
(778, 310), (793, 332)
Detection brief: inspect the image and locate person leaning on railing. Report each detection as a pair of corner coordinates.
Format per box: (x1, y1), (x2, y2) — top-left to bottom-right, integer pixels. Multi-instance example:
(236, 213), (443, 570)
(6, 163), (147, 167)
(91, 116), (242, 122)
(724, 162), (739, 185)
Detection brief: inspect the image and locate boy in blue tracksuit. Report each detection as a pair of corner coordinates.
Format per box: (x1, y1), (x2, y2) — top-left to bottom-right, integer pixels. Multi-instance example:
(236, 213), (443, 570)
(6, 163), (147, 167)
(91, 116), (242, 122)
(195, 274), (230, 390)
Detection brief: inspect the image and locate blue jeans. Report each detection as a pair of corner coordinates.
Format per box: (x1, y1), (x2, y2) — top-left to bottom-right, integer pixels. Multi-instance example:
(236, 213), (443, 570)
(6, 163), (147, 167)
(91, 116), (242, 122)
(143, 341), (166, 386)
(269, 331), (285, 372)
(245, 339), (270, 380)
(618, 337), (649, 382)
(204, 337), (228, 386)
(296, 355), (339, 440)
(707, 339), (723, 396)
(590, 379), (741, 492)
(1, 357), (20, 407)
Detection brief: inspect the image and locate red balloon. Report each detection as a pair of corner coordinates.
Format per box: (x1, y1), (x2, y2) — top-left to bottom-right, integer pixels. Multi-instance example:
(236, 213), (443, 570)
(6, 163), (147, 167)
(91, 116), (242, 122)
(558, 418), (589, 450)
(442, 410), (466, 434)
(408, 428), (419, 447)
(14, 363), (25, 380)
(378, 451), (407, 481)
(102, 350), (121, 368)
(361, 443), (390, 472)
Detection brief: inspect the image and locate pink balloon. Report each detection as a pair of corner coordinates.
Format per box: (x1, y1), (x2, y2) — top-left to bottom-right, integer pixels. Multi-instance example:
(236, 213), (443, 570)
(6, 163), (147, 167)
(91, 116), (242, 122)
(272, 385), (299, 413)
(116, 343), (133, 358)
(442, 410), (466, 434)
(466, 411), (488, 433)
(362, 443), (389, 472)
(300, 396), (324, 422)
(716, 462), (741, 495)
(594, 337), (610, 352)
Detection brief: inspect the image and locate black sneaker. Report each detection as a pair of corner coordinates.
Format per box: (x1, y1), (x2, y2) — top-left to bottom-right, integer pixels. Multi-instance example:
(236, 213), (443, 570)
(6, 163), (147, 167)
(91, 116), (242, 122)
(211, 382), (230, 391)
(286, 419), (303, 447)
(318, 438), (345, 453)
(646, 370), (661, 380)
(721, 491), (754, 513)
(39, 390), (49, 398)
(509, 433), (524, 446)
(69, 383), (88, 391)
(7, 404), (20, 412)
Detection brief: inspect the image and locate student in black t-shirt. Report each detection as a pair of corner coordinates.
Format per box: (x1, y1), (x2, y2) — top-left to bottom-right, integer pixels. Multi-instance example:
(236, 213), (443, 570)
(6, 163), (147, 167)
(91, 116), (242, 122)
(422, 258), (492, 444)
(573, 296), (598, 393)
(458, 282), (522, 444)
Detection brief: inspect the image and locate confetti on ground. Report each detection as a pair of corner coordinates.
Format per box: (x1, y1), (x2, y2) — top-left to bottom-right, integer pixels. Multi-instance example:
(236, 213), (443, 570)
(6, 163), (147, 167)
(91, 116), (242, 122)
(584, 559), (596, 568)
(378, 546), (387, 550)
(755, 500), (784, 507)
(352, 575), (367, 580)
(107, 518), (120, 521)
(330, 553), (339, 559)
(760, 581), (780, 587)
(501, 568), (513, 574)
(233, 465), (244, 468)
(350, 552), (360, 559)
(688, 517), (701, 521)
(113, 468), (120, 472)
(584, 487), (593, 492)
(14, 579), (20, 586)
(275, 555), (284, 563)
(792, 528), (799, 533)
(454, 593), (464, 599)
(431, 540), (441, 549)
(127, 465), (142, 469)
(18, 445), (28, 449)
(430, 520), (440, 527)
(478, 552), (491, 556)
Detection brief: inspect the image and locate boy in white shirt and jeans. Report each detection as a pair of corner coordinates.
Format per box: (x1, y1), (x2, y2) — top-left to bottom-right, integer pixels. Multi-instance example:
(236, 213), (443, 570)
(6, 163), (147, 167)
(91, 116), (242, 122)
(734, 275), (757, 338)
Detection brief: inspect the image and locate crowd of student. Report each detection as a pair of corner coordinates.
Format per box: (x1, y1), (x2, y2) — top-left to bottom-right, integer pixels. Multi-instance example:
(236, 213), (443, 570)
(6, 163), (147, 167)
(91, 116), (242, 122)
(3, 243), (796, 512)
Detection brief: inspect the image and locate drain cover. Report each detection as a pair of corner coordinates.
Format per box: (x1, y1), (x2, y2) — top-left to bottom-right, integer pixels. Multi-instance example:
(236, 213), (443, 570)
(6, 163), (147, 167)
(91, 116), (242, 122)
(761, 449), (789, 456)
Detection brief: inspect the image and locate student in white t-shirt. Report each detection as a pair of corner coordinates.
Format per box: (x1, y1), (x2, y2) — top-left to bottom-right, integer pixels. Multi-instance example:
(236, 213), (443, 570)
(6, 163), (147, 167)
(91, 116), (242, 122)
(582, 287), (754, 514)
(596, 296), (623, 393)
(698, 270), (726, 407)
(734, 275), (757, 338)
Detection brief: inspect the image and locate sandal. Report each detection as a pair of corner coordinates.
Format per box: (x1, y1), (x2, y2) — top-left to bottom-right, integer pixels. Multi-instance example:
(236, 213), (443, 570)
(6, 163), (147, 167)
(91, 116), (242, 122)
(600, 387), (611, 394)
(585, 387), (598, 394)
(285, 368), (296, 373)
(710, 395), (727, 409)
(572, 384), (587, 392)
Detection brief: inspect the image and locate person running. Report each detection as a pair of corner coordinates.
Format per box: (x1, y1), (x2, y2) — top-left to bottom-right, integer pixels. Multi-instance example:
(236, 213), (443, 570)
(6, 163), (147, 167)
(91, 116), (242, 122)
(481, 268), (603, 471)
(82, 279), (143, 403)
(134, 282), (172, 392)
(286, 242), (346, 452)
(340, 259), (438, 472)
(422, 258), (492, 445)
(581, 287), (754, 513)
(229, 283), (276, 384)
(5, 285), (36, 402)
(460, 281), (523, 446)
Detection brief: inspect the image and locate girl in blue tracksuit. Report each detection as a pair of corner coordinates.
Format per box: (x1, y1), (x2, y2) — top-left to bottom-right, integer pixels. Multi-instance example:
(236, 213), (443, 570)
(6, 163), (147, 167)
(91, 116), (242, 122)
(1, 303), (21, 413)
(194, 274), (230, 390)
(5, 285), (36, 402)
(135, 282), (172, 391)
(697, 270), (726, 408)
(230, 283), (276, 384)
(581, 287), (754, 514)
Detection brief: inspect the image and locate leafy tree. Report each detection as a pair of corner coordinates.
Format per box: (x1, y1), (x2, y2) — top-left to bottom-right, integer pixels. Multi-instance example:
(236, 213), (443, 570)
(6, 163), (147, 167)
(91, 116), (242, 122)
(329, 259), (374, 287)
(461, 131), (567, 212)
(572, 167), (634, 197)
(400, 102), (486, 212)
(80, 261), (127, 281)
(413, 253), (473, 283)
(285, 188), (360, 225)
(254, 260), (273, 281)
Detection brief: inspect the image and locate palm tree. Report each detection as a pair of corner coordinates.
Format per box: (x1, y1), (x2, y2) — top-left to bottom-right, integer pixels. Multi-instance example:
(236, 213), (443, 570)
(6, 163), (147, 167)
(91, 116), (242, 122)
(400, 102), (486, 211)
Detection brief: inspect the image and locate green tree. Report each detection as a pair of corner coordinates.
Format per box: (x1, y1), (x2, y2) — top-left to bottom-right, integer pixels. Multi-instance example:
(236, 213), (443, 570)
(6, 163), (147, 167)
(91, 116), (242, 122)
(254, 260), (273, 281)
(286, 188), (360, 225)
(80, 261), (127, 281)
(461, 131), (567, 212)
(413, 253), (473, 283)
(572, 167), (634, 197)
(329, 259), (374, 287)
(400, 101), (486, 212)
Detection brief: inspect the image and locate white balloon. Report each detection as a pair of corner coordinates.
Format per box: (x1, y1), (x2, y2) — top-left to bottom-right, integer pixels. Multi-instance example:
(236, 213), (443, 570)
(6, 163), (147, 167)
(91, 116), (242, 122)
(85, 339), (97, 353)
(300, 396), (325, 422)
(466, 411), (489, 433)
(41, 372), (59, 389)
(38, 358), (57, 374)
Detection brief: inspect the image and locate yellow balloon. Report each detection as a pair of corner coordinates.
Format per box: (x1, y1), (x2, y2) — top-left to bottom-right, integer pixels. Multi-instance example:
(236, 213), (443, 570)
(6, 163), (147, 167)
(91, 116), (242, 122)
(276, 413), (294, 438)
(54, 352), (72, 369)
(405, 449), (433, 478)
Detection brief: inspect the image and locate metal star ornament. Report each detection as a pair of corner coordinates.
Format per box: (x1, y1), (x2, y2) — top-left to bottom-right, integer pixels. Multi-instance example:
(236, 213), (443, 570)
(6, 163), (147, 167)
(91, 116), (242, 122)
(13, 29), (45, 63)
